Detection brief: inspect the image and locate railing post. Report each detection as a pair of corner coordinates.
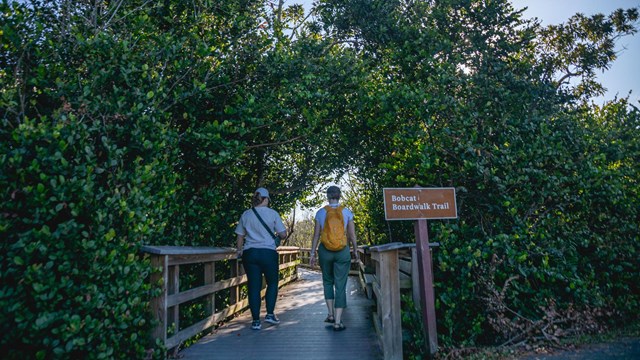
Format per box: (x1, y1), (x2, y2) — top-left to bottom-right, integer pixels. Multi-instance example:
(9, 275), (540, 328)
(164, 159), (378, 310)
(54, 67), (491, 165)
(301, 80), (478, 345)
(149, 254), (168, 345)
(168, 265), (179, 334)
(229, 258), (240, 306)
(377, 249), (402, 360)
(204, 261), (216, 316)
(411, 247), (421, 307)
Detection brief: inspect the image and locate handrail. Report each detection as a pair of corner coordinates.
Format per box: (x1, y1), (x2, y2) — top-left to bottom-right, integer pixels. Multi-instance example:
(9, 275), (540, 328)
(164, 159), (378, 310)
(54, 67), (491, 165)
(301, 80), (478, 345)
(142, 245), (300, 350)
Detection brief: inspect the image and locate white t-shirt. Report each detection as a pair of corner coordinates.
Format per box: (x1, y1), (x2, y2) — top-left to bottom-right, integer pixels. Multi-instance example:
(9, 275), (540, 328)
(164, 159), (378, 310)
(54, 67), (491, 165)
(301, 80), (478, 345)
(315, 204), (354, 230)
(235, 207), (286, 250)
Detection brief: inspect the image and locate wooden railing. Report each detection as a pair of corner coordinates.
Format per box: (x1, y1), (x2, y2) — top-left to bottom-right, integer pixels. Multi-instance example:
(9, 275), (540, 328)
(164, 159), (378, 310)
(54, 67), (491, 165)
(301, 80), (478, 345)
(357, 242), (438, 360)
(142, 245), (300, 350)
(144, 243), (434, 359)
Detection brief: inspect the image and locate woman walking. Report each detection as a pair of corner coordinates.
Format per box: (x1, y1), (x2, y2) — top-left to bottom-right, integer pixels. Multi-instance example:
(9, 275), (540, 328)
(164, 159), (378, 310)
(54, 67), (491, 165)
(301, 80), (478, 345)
(309, 186), (358, 331)
(235, 187), (287, 330)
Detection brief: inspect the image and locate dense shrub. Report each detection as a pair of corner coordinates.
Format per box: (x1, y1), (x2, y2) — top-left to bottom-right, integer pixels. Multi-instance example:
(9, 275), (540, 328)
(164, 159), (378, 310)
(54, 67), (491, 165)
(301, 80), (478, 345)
(0, 112), (175, 358)
(1, 3), (181, 358)
(333, 0), (640, 349)
(1, 0), (356, 357)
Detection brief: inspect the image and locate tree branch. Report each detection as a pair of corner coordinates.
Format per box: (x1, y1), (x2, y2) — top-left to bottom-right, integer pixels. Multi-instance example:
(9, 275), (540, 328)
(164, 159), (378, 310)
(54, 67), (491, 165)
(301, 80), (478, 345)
(245, 134), (306, 149)
(289, 7), (318, 41)
(555, 67), (581, 89)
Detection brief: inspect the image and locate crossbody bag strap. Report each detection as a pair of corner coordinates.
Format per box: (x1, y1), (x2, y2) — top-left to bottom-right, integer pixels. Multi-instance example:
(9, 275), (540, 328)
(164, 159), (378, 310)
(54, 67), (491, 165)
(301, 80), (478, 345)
(251, 207), (279, 243)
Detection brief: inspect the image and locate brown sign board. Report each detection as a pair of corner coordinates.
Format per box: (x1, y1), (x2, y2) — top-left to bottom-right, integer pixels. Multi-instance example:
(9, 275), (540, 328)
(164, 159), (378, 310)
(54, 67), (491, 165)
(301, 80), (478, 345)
(383, 187), (457, 220)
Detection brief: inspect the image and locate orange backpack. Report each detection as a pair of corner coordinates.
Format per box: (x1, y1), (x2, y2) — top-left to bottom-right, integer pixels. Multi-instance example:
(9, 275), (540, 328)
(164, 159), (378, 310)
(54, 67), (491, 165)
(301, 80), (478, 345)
(320, 205), (347, 251)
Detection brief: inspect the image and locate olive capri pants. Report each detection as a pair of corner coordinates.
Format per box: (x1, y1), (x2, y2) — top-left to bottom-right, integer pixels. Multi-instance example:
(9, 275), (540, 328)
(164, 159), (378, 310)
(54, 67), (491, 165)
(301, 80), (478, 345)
(318, 243), (352, 308)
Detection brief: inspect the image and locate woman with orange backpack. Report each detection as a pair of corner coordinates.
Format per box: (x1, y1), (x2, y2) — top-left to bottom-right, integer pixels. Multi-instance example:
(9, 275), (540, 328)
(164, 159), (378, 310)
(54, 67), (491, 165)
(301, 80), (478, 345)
(309, 185), (358, 331)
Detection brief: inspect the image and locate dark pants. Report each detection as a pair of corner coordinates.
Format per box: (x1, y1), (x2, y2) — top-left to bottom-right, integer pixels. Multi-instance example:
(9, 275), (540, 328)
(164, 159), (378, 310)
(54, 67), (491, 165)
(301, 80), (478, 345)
(242, 248), (279, 320)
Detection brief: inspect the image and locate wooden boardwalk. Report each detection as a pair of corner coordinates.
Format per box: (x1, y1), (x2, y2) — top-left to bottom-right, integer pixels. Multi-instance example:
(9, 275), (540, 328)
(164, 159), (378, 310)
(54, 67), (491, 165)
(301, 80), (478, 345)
(178, 268), (382, 360)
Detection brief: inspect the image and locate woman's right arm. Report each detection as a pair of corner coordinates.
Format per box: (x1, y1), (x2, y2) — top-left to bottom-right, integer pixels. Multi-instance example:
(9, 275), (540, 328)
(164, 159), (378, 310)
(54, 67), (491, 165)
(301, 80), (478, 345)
(347, 219), (357, 254)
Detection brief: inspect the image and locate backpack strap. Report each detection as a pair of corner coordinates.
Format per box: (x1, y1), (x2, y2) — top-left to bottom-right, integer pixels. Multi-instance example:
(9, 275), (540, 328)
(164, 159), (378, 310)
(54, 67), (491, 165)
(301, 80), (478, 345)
(251, 207), (280, 246)
(324, 204), (344, 213)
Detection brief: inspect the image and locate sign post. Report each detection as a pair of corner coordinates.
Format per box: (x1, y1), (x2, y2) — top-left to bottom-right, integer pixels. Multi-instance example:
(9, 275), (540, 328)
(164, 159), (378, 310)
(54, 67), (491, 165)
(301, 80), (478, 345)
(383, 187), (457, 358)
(414, 218), (437, 356)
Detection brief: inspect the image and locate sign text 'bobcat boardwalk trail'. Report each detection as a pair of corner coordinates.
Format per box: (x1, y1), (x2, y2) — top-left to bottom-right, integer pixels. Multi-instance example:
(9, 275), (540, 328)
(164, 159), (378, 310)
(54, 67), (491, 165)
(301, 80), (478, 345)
(383, 187), (457, 220)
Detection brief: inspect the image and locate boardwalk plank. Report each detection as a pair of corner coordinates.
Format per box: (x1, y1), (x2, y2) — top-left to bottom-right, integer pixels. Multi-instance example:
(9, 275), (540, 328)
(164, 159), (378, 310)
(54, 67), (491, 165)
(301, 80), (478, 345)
(178, 268), (382, 360)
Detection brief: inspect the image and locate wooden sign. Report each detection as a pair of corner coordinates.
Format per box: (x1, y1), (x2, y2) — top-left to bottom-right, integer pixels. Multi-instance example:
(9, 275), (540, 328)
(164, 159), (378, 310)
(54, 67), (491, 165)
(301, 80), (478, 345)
(383, 187), (457, 220)
(382, 187), (458, 358)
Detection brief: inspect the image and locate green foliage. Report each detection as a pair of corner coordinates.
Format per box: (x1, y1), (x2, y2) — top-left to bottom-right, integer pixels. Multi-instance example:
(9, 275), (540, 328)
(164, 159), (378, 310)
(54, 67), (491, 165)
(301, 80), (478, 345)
(317, 0), (640, 351)
(1, 0), (368, 356)
(0, 113), (165, 358)
(401, 294), (426, 360)
(1, 3), (182, 357)
(1, 0), (638, 357)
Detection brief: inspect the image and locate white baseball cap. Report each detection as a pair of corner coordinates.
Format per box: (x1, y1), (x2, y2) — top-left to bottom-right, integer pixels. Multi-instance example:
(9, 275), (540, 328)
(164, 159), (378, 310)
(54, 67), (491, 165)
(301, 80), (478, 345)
(255, 187), (270, 198)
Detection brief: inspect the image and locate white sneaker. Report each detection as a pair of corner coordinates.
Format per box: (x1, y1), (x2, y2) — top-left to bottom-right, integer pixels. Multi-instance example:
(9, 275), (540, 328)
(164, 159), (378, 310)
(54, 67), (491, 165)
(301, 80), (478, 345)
(264, 314), (280, 324)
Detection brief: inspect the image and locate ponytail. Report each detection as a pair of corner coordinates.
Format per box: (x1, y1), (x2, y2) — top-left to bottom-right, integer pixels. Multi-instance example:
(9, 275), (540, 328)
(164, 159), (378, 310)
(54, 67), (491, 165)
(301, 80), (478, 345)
(252, 192), (266, 207)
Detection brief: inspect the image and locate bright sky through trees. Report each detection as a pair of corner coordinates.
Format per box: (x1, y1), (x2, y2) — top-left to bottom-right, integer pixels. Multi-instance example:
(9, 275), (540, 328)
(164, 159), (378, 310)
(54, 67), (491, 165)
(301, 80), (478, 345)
(297, 0), (639, 103)
(512, 0), (640, 104)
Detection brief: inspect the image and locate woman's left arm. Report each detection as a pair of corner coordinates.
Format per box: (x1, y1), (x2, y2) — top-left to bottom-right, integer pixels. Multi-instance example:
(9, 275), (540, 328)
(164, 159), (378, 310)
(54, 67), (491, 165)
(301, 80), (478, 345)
(275, 213), (287, 239)
(347, 219), (357, 252)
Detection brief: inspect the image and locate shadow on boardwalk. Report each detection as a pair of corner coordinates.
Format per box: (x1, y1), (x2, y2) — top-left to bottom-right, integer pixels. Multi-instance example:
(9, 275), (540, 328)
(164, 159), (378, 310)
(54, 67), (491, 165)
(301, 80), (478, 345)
(178, 268), (382, 360)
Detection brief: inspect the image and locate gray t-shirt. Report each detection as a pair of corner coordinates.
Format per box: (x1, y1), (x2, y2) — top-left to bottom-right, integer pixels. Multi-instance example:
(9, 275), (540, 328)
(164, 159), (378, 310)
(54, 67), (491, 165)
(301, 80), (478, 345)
(235, 207), (286, 250)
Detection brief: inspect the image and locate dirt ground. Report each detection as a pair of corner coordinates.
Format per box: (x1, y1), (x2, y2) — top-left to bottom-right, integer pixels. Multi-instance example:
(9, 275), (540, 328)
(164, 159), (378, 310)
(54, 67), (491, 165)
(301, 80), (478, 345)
(518, 337), (640, 359)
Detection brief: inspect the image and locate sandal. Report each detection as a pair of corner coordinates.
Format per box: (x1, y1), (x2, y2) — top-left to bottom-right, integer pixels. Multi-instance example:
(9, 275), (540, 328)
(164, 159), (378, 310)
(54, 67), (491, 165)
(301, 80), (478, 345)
(324, 315), (335, 323)
(333, 322), (346, 331)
